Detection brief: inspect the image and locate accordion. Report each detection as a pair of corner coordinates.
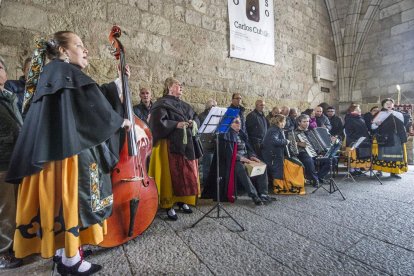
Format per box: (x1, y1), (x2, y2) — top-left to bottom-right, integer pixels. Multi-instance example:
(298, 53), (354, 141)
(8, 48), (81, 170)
(296, 127), (332, 157)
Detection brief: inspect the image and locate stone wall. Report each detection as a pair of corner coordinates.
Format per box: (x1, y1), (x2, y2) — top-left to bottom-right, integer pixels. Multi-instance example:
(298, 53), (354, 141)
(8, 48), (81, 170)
(354, 0), (414, 106)
(0, 0), (336, 113)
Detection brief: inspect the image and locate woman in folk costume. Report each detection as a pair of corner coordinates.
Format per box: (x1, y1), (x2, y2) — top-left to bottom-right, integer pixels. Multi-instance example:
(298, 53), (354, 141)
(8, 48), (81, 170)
(372, 98), (408, 178)
(6, 31), (131, 275)
(148, 77), (201, 221)
(344, 104), (372, 175)
(262, 115), (305, 195)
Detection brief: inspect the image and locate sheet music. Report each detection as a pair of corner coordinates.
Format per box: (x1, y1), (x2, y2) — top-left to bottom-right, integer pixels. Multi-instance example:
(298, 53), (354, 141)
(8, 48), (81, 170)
(198, 107), (227, 134)
(372, 111), (390, 124)
(351, 137), (366, 150)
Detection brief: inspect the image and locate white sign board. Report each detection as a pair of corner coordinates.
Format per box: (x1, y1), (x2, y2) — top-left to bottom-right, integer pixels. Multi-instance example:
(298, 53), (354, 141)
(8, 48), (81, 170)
(228, 0), (275, 65)
(313, 54), (337, 82)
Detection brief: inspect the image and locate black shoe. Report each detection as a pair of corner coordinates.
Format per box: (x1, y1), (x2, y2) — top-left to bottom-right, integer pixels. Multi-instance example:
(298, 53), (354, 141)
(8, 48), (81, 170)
(177, 202), (193, 214)
(376, 171), (383, 177)
(57, 260), (102, 276)
(0, 254), (23, 269)
(312, 180), (320, 188)
(390, 173), (402, 179)
(166, 208), (178, 220)
(259, 194), (275, 203)
(252, 196), (264, 206)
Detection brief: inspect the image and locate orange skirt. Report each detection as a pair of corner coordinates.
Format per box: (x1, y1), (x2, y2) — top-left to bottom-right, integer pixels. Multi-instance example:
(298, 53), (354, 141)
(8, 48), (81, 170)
(273, 158), (306, 195)
(14, 156), (107, 259)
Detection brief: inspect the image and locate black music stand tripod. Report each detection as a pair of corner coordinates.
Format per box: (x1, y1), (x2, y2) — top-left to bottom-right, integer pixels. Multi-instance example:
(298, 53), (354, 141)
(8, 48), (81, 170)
(364, 136), (383, 185)
(312, 142), (346, 200)
(191, 108), (244, 231)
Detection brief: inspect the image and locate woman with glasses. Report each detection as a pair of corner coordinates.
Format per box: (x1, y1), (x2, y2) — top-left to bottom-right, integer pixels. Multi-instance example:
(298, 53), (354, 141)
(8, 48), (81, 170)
(202, 116), (270, 205)
(148, 77), (202, 220)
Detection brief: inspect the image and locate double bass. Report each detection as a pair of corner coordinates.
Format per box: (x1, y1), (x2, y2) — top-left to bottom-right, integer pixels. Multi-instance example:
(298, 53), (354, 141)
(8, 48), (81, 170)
(100, 26), (158, 247)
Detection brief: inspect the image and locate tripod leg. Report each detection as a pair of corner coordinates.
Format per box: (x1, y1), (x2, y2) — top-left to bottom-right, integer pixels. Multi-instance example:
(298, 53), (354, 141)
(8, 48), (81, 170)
(191, 204), (219, 228)
(219, 206), (245, 231)
(330, 179), (346, 200)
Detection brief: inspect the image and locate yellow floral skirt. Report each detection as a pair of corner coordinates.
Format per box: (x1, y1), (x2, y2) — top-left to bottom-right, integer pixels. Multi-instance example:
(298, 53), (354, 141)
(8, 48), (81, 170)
(345, 147), (371, 170)
(149, 140), (199, 209)
(14, 156), (107, 259)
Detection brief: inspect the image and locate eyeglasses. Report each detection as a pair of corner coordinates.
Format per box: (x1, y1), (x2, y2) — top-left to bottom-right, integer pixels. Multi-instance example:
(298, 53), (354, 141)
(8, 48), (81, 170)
(233, 121), (241, 124)
(233, 97), (242, 100)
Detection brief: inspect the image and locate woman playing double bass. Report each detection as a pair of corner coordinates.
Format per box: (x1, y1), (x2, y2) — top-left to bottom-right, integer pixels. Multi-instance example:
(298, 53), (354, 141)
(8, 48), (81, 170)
(6, 31), (131, 275)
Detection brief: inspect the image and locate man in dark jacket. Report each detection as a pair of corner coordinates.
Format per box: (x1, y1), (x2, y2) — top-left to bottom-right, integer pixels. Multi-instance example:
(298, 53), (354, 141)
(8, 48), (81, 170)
(228, 92), (247, 133)
(4, 57), (31, 114)
(133, 87), (153, 122)
(246, 99), (268, 157)
(326, 106), (344, 138)
(0, 56), (23, 269)
(315, 106), (332, 130)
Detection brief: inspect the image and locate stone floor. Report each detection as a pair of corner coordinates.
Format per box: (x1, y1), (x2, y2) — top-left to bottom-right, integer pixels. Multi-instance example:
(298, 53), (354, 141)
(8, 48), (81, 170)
(2, 167), (414, 276)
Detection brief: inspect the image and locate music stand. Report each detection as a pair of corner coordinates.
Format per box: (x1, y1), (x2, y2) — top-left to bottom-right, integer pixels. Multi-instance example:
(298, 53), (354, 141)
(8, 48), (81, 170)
(312, 140), (346, 200)
(341, 137), (366, 182)
(191, 107), (244, 231)
(364, 137), (383, 185)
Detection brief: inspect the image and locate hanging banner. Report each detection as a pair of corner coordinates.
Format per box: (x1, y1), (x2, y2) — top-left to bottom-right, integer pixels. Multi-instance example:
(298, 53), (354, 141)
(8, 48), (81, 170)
(228, 0), (275, 65)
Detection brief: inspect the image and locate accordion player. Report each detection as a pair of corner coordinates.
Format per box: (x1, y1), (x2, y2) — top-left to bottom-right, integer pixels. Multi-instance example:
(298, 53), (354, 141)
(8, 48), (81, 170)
(287, 114), (335, 186)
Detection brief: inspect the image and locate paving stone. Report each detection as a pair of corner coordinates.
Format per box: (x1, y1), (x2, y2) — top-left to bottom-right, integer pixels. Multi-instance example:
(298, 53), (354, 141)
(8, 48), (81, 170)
(345, 237), (414, 275)
(4, 168), (414, 275)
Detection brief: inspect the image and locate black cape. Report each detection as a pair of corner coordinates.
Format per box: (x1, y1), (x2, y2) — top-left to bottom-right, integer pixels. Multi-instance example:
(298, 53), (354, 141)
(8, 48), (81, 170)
(6, 60), (124, 184)
(149, 95), (200, 160)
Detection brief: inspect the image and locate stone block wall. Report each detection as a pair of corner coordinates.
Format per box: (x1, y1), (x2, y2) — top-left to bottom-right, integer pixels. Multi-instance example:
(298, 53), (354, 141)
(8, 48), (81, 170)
(0, 0), (336, 114)
(354, 0), (414, 106)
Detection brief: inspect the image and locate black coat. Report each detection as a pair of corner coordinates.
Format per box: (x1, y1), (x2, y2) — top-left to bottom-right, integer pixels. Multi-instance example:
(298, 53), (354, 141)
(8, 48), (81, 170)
(246, 109), (268, 145)
(375, 111), (407, 146)
(328, 115), (344, 138)
(0, 89), (23, 170)
(133, 101), (152, 122)
(149, 95), (200, 160)
(344, 114), (370, 147)
(6, 60), (124, 184)
(5, 76), (25, 112)
(316, 114), (332, 130)
(261, 126), (289, 180)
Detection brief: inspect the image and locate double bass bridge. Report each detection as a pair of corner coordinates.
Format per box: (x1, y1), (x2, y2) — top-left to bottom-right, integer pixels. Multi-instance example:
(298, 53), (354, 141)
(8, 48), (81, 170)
(121, 176), (144, 182)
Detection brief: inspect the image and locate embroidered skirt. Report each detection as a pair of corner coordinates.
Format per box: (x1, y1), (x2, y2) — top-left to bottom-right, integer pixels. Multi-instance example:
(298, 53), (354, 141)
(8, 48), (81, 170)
(14, 149), (113, 259)
(273, 158), (306, 195)
(345, 147), (371, 170)
(372, 140), (408, 174)
(149, 140), (199, 209)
